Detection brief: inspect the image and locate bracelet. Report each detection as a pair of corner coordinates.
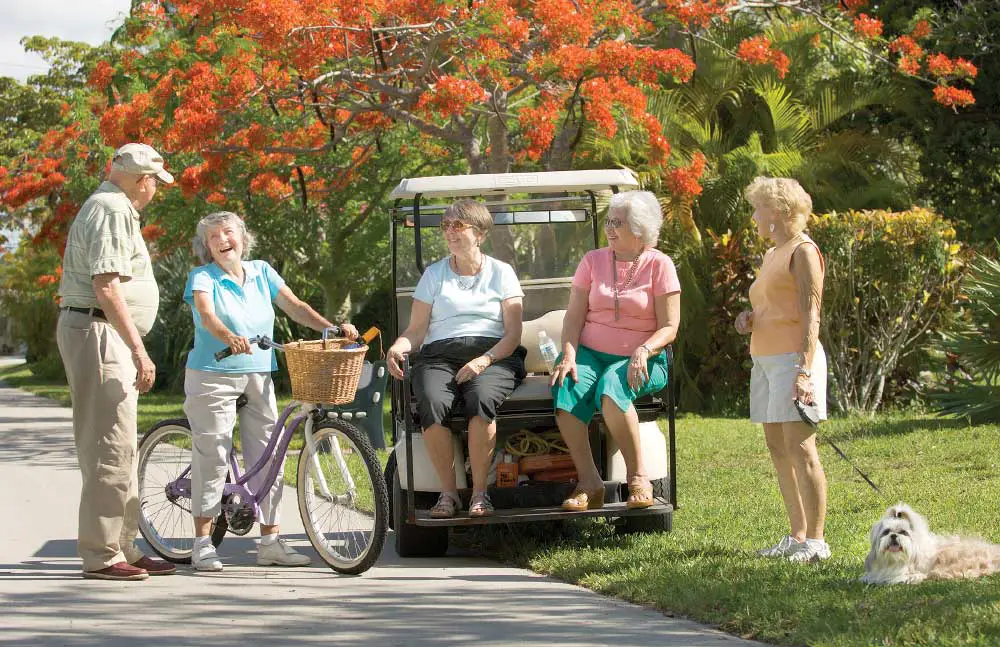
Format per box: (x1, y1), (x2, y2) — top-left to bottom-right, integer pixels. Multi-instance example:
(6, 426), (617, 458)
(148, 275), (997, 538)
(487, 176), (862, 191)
(795, 366), (811, 378)
(639, 344), (653, 355)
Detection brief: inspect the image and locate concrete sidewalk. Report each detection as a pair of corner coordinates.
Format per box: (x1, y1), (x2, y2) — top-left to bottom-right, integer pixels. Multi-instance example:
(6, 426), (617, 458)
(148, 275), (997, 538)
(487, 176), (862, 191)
(0, 367), (761, 647)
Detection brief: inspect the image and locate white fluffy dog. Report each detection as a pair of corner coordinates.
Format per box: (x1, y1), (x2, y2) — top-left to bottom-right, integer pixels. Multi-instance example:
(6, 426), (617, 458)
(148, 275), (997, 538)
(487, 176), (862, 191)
(861, 503), (1000, 584)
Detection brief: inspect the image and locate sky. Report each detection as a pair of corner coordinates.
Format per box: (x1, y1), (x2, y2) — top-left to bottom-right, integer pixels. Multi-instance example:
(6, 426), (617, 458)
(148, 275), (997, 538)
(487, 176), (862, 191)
(0, 0), (131, 81)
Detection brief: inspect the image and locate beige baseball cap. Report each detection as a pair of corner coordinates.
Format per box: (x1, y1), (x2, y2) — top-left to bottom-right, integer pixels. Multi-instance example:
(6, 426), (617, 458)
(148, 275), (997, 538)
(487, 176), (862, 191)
(111, 143), (174, 184)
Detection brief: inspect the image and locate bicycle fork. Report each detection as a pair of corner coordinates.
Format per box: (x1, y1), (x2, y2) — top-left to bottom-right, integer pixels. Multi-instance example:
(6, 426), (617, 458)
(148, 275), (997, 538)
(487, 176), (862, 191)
(303, 416), (357, 506)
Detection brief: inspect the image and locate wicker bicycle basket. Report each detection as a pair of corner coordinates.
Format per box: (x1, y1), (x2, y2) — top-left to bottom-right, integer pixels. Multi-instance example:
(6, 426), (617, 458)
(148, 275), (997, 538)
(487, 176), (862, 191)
(283, 339), (368, 404)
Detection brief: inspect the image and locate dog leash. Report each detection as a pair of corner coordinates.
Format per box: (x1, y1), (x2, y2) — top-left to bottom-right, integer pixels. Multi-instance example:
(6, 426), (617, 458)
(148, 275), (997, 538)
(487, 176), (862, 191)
(824, 437), (883, 496)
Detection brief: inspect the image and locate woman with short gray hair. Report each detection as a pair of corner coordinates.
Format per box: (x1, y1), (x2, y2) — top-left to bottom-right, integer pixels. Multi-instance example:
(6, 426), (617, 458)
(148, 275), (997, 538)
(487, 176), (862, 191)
(182, 211), (359, 571)
(551, 190), (682, 512)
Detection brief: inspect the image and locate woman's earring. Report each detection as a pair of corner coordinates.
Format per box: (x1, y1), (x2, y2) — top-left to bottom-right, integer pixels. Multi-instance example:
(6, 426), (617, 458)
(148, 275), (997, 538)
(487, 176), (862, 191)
(769, 223), (775, 233)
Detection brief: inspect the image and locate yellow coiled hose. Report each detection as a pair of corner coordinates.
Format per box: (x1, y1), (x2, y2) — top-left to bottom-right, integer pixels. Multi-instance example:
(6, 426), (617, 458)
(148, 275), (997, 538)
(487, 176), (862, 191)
(504, 429), (568, 457)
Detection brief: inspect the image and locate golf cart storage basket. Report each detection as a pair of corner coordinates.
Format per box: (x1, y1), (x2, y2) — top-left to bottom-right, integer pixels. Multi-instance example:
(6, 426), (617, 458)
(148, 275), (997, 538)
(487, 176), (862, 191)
(284, 339), (367, 404)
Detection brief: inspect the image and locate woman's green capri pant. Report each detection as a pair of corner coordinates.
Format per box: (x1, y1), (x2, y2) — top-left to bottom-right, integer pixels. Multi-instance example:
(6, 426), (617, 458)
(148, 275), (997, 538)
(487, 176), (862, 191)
(551, 344), (669, 423)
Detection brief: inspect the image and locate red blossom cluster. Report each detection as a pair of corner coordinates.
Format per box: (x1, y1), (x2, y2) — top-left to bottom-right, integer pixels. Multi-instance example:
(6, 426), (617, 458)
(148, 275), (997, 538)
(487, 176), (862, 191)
(659, 0), (732, 28)
(534, 0), (595, 47)
(666, 152), (707, 199)
(852, 14), (883, 40)
(926, 53), (978, 79)
(518, 94), (563, 161)
(911, 20), (932, 40)
(933, 86), (975, 108)
(416, 76), (488, 118)
(889, 35), (924, 59)
(88, 60), (115, 91)
(736, 36), (790, 78)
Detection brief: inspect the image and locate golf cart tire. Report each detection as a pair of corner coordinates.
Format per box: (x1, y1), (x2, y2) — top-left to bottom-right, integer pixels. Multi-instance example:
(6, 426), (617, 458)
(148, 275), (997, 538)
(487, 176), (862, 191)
(389, 452), (449, 557)
(617, 476), (672, 535)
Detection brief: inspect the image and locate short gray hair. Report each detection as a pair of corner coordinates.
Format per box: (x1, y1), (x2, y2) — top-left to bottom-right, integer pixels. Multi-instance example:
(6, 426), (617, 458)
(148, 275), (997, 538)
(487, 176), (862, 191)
(191, 211), (256, 264)
(608, 190), (663, 247)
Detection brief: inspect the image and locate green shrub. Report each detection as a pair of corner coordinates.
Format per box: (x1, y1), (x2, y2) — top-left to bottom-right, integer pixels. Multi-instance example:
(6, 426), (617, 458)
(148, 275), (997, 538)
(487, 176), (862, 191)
(0, 240), (62, 367)
(810, 207), (964, 412)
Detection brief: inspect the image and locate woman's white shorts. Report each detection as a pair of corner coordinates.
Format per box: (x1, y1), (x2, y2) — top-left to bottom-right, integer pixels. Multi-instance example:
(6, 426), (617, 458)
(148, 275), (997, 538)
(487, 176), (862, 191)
(750, 344), (828, 424)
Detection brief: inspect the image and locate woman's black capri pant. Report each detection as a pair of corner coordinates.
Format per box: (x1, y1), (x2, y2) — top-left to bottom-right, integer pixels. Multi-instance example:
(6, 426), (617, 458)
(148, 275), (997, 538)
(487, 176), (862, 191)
(411, 336), (527, 429)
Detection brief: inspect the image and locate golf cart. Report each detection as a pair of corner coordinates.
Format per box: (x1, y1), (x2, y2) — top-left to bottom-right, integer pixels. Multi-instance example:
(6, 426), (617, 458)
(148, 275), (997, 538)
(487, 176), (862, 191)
(385, 170), (677, 557)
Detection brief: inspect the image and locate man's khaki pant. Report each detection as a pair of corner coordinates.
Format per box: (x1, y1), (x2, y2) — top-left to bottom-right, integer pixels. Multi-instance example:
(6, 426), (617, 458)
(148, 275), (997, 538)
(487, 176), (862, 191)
(56, 310), (144, 572)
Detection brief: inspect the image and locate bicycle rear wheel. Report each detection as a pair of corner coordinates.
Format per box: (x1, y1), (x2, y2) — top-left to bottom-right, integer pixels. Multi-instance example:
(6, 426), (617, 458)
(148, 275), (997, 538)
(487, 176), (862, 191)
(297, 418), (388, 574)
(137, 419), (227, 564)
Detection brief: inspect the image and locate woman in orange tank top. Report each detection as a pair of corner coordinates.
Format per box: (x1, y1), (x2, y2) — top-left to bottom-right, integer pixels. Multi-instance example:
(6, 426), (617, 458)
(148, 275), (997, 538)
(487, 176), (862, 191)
(735, 177), (831, 564)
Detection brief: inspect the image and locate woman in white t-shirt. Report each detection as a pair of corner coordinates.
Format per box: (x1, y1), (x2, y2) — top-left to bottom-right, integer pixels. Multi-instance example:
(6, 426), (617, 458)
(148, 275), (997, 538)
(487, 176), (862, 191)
(387, 200), (526, 518)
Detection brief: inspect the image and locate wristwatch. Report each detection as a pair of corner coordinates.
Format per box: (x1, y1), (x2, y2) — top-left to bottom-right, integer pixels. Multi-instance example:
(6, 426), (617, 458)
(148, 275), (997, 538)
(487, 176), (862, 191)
(639, 344), (653, 355)
(796, 366), (811, 378)
(484, 350), (497, 365)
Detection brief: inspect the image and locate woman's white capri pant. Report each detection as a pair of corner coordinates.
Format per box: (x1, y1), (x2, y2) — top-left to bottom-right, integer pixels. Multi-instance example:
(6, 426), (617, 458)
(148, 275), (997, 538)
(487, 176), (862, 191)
(750, 344), (828, 424)
(184, 369), (284, 524)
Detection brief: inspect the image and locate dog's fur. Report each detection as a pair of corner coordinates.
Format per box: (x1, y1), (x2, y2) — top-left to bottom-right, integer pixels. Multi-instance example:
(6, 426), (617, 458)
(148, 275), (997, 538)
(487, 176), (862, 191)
(861, 503), (1000, 584)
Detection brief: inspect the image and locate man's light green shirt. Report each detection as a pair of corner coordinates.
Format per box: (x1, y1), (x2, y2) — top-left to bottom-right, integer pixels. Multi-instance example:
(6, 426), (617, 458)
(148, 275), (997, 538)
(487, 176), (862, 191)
(58, 181), (160, 336)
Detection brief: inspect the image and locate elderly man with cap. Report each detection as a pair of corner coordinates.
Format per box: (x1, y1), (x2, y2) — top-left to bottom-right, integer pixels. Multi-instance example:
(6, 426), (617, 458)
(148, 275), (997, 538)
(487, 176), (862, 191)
(56, 143), (177, 580)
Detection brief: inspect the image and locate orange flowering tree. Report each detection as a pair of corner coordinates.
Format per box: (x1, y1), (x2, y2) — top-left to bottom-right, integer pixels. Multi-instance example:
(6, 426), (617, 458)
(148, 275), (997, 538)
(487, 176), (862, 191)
(0, 0), (980, 389)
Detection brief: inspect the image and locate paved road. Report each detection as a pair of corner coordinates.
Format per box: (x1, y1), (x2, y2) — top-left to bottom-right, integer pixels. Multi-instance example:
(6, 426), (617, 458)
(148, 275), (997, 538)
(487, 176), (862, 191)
(0, 359), (761, 646)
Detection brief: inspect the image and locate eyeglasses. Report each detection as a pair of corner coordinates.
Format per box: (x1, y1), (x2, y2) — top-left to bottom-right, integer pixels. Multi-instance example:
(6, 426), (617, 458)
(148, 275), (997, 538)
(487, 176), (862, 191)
(604, 217), (626, 230)
(440, 219), (475, 233)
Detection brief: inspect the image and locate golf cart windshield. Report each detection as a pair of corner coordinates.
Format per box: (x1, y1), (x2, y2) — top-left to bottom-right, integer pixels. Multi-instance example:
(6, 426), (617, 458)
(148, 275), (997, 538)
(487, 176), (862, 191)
(392, 195), (599, 287)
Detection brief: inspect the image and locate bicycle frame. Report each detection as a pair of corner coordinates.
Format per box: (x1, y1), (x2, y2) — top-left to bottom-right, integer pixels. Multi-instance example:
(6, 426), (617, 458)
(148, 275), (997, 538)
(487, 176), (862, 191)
(165, 402), (358, 520)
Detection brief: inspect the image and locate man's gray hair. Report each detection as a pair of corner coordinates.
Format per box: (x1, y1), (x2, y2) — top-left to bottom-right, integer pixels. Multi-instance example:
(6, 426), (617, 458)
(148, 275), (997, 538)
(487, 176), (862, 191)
(608, 190), (663, 247)
(191, 211), (256, 264)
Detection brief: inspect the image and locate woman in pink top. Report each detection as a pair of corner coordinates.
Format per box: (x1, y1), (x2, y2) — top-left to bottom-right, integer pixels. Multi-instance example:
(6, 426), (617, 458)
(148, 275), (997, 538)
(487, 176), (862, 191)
(735, 177), (830, 563)
(550, 191), (681, 512)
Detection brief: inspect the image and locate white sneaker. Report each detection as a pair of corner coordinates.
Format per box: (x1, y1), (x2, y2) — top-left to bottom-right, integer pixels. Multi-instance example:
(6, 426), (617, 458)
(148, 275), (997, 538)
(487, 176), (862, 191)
(786, 538), (831, 563)
(757, 535), (803, 558)
(192, 544), (223, 572)
(257, 538), (312, 567)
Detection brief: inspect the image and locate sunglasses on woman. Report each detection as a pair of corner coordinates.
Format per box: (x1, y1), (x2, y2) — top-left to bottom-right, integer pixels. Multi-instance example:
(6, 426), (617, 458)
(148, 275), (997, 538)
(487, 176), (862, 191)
(440, 219), (475, 233)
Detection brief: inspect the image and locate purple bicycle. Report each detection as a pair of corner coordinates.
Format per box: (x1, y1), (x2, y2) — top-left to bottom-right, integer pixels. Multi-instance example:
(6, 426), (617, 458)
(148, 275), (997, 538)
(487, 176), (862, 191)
(136, 334), (388, 575)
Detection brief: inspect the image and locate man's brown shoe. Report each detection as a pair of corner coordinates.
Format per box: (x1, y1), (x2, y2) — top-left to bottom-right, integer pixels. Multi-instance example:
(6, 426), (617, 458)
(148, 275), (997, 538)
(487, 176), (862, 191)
(83, 562), (149, 581)
(130, 556), (176, 575)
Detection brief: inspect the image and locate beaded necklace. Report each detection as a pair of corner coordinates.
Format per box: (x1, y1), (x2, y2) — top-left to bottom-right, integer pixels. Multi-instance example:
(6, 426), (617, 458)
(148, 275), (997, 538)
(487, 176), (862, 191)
(612, 250), (643, 320)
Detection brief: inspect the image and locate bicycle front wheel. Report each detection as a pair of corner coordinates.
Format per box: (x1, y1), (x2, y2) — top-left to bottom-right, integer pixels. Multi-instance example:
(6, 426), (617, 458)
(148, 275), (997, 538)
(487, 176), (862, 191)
(137, 419), (227, 563)
(297, 419), (388, 575)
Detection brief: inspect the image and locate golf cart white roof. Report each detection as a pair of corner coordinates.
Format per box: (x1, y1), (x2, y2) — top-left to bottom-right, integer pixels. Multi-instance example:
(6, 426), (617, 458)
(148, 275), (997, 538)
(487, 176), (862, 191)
(389, 169), (639, 200)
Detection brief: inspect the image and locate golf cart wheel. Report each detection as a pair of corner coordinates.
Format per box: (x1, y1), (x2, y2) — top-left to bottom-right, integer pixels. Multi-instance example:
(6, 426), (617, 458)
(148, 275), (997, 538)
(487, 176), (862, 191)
(388, 452), (449, 557)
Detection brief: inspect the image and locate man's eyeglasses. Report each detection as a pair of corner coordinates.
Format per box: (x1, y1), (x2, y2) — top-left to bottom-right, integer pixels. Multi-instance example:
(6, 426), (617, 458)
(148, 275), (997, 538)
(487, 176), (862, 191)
(604, 217), (626, 230)
(440, 219), (475, 233)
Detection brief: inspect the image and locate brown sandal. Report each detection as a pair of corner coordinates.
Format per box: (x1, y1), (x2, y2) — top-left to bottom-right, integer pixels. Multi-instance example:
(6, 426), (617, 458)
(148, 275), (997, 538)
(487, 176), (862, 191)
(430, 491), (461, 519)
(561, 485), (605, 512)
(626, 478), (654, 510)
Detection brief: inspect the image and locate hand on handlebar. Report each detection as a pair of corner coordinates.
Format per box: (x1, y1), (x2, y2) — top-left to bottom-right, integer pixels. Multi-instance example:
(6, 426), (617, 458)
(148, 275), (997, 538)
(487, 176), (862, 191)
(226, 334), (253, 356)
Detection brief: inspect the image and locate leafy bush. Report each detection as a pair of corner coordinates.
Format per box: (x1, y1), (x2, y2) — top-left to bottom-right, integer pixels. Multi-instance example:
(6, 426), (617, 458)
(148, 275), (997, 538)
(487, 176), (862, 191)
(933, 245), (1000, 421)
(810, 207), (964, 412)
(143, 248), (196, 392)
(0, 240), (62, 369)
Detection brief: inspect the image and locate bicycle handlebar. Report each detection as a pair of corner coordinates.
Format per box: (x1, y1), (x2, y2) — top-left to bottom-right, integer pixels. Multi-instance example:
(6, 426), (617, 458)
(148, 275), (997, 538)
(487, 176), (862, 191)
(214, 335), (285, 362)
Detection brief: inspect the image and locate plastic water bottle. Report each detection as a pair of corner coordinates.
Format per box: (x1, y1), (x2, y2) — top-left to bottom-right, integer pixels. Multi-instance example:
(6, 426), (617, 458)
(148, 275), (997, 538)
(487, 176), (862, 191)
(538, 330), (558, 373)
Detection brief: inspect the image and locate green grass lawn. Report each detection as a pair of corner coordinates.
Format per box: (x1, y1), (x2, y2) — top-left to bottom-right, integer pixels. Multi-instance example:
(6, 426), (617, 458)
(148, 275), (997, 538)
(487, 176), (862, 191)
(480, 413), (1000, 647)
(6, 361), (1000, 645)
